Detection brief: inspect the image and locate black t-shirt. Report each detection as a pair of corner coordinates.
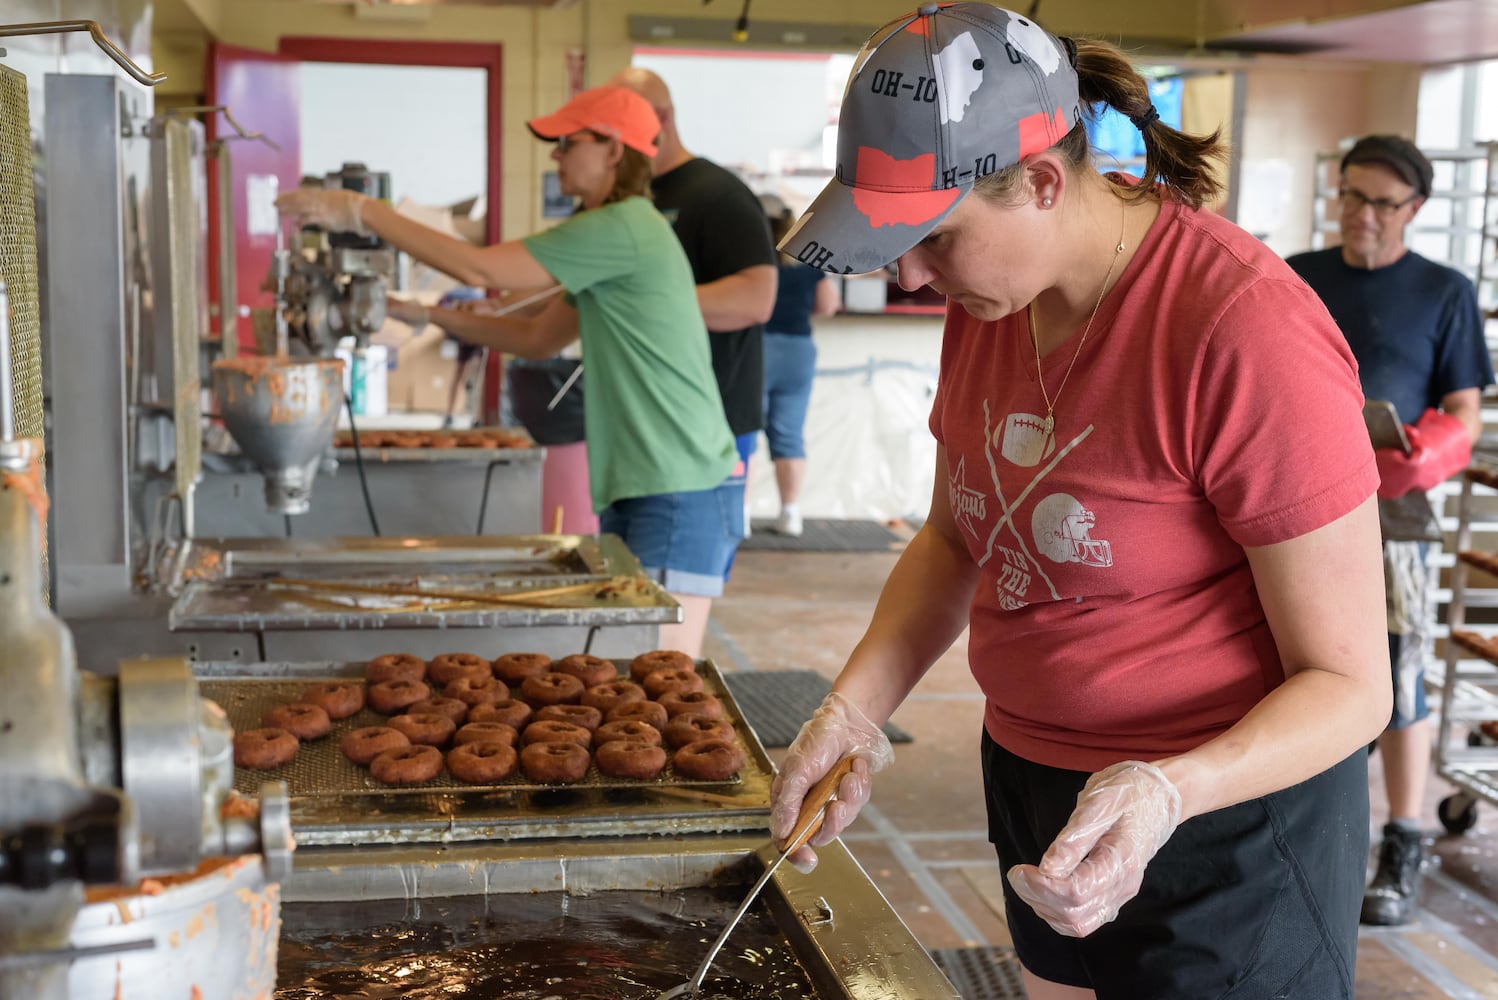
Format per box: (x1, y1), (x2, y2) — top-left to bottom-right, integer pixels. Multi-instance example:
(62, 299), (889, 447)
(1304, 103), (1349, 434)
(652, 157), (777, 436)
(1286, 248), (1493, 424)
(767, 261), (826, 338)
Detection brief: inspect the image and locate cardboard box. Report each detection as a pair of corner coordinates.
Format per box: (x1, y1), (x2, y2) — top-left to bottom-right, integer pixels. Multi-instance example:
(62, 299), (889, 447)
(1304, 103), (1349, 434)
(382, 323), (467, 414)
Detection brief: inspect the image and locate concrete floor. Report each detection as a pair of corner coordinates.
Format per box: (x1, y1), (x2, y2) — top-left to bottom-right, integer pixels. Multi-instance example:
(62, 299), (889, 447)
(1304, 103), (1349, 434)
(705, 542), (1498, 999)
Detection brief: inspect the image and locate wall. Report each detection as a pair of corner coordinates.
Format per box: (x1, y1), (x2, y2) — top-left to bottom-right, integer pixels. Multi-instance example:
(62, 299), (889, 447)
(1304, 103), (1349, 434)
(1238, 60), (1378, 254)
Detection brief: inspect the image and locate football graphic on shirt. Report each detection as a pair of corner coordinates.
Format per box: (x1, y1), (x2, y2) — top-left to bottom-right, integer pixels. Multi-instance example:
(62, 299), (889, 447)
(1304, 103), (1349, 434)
(999, 411), (1055, 467)
(1032, 493), (1112, 567)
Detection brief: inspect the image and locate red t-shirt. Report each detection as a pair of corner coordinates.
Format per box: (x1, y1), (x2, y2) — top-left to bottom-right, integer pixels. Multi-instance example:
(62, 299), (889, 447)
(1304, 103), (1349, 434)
(929, 195), (1378, 772)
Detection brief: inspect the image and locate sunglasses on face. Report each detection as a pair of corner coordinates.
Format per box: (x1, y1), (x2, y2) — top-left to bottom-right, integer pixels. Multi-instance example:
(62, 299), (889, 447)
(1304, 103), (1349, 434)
(556, 132), (602, 154)
(1338, 187), (1420, 218)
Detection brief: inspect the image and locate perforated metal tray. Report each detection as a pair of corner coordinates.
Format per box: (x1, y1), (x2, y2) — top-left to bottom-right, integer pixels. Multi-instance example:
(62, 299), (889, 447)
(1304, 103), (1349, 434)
(200, 657), (776, 846)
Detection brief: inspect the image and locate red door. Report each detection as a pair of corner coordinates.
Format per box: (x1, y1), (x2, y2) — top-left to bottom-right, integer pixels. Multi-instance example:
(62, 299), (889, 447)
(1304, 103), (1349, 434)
(206, 44), (301, 353)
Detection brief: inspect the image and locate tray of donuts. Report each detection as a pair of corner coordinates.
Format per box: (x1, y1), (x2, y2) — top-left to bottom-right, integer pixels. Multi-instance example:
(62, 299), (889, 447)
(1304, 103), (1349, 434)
(333, 427), (534, 452)
(200, 650), (765, 798)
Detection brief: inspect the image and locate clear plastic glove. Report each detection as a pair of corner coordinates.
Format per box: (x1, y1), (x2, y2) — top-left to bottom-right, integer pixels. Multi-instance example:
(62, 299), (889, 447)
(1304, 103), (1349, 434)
(1006, 760), (1182, 938)
(275, 188), (373, 237)
(1375, 408), (1471, 499)
(769, 691), (895, 874)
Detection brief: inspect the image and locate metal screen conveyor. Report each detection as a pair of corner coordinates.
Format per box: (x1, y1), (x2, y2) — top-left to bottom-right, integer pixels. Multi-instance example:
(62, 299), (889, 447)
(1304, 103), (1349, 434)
(167, 533), (682, 632)
(197, 657), (775, 845)
(280, 835), (962, 1000)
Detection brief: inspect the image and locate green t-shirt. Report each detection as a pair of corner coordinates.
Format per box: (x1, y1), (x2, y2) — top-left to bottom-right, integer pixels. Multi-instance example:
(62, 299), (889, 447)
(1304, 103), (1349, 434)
(523, 197), (736, 511)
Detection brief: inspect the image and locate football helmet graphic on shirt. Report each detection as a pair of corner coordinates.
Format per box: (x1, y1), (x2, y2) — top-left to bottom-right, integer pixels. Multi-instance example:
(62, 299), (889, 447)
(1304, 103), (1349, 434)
(1032, 493), (1113, 568)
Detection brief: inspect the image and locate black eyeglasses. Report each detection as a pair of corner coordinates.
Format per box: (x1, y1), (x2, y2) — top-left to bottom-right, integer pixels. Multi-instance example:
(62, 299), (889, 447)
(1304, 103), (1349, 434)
(1338, 187), (1420, 218)
(556, 132), (601, 154)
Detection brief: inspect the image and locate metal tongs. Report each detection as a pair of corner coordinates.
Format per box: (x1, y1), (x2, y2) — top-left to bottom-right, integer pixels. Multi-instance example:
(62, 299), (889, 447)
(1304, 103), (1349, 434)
(656, 756), (856, 999)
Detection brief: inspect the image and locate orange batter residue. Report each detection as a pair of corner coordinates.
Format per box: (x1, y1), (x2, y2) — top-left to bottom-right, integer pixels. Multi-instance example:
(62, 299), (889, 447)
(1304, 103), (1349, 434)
(1, 440), (48, 540)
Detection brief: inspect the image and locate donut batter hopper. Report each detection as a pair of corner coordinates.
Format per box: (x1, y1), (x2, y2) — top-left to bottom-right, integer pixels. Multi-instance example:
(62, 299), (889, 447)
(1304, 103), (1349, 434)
(210, 356), (344, 515)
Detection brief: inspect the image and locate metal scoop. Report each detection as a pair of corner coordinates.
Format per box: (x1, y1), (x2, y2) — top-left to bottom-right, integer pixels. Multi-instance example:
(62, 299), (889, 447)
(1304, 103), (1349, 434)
(656, 756), (856, 1000)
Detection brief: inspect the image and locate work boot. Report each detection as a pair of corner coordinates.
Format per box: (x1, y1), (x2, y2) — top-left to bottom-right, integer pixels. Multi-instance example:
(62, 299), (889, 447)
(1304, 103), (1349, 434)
(1361, 822), (1424, 926)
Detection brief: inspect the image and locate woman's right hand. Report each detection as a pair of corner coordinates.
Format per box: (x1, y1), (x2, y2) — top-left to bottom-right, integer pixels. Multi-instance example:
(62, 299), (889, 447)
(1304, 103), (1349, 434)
(769, 691), (895, 873)
(385, 296), (430, 329)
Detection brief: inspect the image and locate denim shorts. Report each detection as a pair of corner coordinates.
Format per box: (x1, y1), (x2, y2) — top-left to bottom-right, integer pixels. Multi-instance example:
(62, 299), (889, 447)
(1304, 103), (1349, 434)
(1388, 632), (1429, 728)
(763, 332), (817, 460)
(599, 478), (745, 598)
(982, 732), (1366, 999)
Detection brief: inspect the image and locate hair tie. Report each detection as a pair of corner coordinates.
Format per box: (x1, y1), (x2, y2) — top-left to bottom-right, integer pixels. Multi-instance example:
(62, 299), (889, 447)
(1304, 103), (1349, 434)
(1129, 105), (1160, 131)
(1059, 36), (1078, 68)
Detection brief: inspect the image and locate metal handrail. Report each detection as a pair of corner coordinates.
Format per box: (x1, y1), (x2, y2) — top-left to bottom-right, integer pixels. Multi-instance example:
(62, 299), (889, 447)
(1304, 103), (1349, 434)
(0, 20), (164, 86)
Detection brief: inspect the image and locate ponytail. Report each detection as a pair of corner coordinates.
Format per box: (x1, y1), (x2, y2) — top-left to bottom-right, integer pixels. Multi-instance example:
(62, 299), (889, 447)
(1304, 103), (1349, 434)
(1072, 38), (1227, 209)
(973, 37), (1227, 210)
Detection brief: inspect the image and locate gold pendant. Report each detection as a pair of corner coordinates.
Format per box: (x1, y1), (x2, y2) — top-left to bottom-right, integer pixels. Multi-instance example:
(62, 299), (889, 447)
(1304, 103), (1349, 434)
(1043, 413), (1054, 437)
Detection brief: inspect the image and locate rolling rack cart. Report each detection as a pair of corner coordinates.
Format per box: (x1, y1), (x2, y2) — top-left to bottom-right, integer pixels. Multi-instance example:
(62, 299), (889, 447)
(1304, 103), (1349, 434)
(1432, 458), (1498, 833)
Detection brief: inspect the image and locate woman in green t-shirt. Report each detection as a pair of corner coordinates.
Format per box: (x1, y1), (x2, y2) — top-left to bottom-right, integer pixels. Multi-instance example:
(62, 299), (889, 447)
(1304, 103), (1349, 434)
(277, 86), (739, 656)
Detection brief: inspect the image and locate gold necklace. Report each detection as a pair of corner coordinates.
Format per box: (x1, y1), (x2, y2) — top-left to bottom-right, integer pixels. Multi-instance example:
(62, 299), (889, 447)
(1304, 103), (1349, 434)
(1028, 205), (1129, 440)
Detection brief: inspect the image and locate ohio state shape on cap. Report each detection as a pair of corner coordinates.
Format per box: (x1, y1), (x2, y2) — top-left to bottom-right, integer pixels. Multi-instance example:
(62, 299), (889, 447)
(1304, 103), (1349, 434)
(779, 2), (1080, 274)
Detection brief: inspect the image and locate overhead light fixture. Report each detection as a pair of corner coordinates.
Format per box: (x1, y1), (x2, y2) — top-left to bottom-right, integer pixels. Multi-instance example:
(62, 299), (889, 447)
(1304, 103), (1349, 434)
(734, 0), (751, 42)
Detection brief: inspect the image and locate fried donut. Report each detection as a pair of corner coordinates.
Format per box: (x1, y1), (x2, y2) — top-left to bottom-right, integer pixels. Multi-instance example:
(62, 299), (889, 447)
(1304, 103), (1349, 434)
(301, 681), (365, 720)
(659, 690), (724, 720)
(385, 432), (425, 449)
(367, 679), (431, 715)
(261, 702), (332, 741)
(553, 654), (618, 689)
(369, 744), (444, 785)
(594, 720), (662, 747)
(234, 728), (298, 770)
(643, 667), (704, 699)
(446, 741), (518, 784)
(596, 739), (667, 780)
(581, 679), (646, 714)
(407, 696), (468, 725)
(444, 675), (508, 707)
(607, 700), (669, 730)
(387, 712), (457, 747)
(427, 653), (492, 686)
(672, 738), (745, 781)
(427, 433), (458, 449)
(520, 672), (584, 706)
(340, 726), (410, 766)
(365, 653), (427, 685)
(535, 703), (603, 732)
(521, 719), (593, 750)
(664, 713), (735, 749)
(520, 741), (590, 784)
(629, 649), (694, 682)
(492, 652), (553, 685)
(453, 721), (519, 747)
(469, 699), (533, 729)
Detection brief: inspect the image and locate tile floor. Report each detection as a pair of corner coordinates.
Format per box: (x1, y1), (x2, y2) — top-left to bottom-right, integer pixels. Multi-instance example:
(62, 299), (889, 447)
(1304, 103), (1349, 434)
(705, 544), (1498, 999)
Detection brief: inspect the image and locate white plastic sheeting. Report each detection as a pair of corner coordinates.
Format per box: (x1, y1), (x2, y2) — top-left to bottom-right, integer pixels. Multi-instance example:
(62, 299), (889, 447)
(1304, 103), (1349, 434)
(746, 358), (939, 523)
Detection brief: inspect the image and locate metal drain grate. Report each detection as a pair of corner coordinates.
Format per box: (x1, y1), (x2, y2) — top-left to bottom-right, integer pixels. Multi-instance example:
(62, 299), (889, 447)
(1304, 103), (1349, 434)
(722, 670), (912, 748)
(931, 945), (1029, 1000)
(739, 518), (904, 552)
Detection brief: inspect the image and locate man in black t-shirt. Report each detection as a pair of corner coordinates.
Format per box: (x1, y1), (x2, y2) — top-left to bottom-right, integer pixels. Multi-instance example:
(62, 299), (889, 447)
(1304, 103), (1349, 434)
(609, 67), (779, 539)
(1289, 135), (1492, 929)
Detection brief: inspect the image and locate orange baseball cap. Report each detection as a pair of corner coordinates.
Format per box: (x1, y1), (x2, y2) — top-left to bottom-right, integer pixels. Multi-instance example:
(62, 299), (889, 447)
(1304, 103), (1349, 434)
(527, 86), (660, 158)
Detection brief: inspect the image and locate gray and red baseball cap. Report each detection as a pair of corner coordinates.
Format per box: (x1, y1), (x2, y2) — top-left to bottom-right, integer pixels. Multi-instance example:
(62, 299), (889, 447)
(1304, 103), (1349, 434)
(780, 2), (1080, 274)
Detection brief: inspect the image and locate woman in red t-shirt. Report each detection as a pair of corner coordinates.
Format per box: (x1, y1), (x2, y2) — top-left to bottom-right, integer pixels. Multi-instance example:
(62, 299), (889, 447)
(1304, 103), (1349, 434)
(768, 6), (1389, 999)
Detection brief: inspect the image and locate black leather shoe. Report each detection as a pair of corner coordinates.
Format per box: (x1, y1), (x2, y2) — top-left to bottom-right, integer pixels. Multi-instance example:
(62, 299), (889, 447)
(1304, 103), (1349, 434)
(1361, 822), (1424, 926)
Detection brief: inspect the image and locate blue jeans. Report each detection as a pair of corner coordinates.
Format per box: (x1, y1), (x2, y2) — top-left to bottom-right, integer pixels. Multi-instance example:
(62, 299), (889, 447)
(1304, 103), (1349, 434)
(763, 332), (816, 460)
(600, 478), (745, 598)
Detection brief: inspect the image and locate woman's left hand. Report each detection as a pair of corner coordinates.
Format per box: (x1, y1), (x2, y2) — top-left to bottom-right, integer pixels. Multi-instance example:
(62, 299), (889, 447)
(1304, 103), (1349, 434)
(275, 189), (373, 236)
(1006, 760), (1182, 938)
